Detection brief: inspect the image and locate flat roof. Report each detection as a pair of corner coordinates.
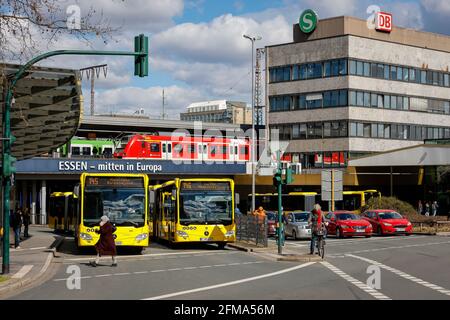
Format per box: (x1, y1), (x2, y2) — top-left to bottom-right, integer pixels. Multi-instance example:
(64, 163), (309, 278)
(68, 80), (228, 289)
(267, 15), (450, 54)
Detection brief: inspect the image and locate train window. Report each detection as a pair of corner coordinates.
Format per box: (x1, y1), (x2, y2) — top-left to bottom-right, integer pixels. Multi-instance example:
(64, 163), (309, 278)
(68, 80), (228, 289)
(150, 143), (160, 153)
(221, 146), (227, 154)
(102, 147), (113, 156)
(168, 144), (172, 153)
(162, 143), (166, 153)
(71, 146), (80, 156)
(235, 146), (238, 155)
(187, 144), (195, 154)
(82, 147), (91, 155)
(240, 146), (249, 155)
(210, 145), (217, 155)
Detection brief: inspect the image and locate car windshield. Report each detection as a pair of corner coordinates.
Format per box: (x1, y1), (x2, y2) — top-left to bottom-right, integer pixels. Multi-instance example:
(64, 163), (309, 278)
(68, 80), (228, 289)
(337, 213), (359, 220)
(293, 212), (309, 222)
(266, 212), (277, 221)
(179, 191), (232, 225)
(83, 187), (145, 227)
(378, 211), (403, 219)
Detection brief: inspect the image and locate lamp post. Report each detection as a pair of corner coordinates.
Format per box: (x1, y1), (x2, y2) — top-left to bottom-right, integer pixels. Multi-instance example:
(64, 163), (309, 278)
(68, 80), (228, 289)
(243, 34), (261, 215)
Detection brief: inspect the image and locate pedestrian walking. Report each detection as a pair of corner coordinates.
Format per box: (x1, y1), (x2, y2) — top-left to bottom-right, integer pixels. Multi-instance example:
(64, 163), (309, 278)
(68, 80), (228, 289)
(308, 204), (323, 255)
(89, 215), (117, 267)
(425, 202), (430, 217)
(418, 200), (423, 215)
(432, 201), (439, 217)
(11, 206), (23, 249)
(23, 207), (31, 238)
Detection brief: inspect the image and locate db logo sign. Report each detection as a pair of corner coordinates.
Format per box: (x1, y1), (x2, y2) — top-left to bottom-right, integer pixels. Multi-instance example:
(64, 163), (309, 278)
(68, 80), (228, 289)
(375, 12), (392, 33)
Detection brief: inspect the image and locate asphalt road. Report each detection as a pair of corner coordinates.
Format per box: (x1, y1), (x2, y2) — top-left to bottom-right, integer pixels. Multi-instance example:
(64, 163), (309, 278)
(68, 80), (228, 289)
(9, 234), (450, 300)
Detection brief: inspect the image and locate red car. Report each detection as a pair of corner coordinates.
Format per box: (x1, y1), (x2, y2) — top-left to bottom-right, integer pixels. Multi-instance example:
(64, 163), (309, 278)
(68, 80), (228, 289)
(266, 212), (277, 236)
(325, 211), (373, 238)
(362, 210), (412, 235)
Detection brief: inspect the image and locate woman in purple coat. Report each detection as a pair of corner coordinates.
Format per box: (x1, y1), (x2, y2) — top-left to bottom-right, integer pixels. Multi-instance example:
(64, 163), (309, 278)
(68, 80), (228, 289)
(90, 215), (117, 267)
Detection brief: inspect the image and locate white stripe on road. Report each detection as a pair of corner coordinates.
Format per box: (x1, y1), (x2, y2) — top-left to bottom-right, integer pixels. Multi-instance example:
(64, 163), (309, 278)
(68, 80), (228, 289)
(330, 240), (450, 256)
(40, 252), (53, 274)
(143, 262), (316, 300)
(347, 254), (450, 298)
(63, 251), (237, 263)
(53, 261), (265, 282)
(320, 261), (391, 300)
(11, 246), (47, 252)
(12, 265), (34, 279)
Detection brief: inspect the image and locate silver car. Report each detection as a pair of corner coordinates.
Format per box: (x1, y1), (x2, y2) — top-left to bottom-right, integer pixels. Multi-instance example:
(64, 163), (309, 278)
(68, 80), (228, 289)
(284, 211), (312, 240)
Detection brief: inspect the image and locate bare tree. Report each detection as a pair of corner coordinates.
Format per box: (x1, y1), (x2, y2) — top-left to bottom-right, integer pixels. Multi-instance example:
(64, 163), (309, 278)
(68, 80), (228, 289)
(0, 0), (122, 62)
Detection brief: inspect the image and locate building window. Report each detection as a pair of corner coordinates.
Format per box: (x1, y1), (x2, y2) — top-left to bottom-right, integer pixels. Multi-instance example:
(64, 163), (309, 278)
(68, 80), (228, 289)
(356, 61), (364, 76)
(324, 122), (331, 137)
(324, 61), (331, 77)
(363, 123), (371, 137)
(363, 62), (370, 77)
(331, 60), (339, 76)
(371, 123), (378, 138)
(300, 124), (307, 139)
(349, 60), (357, 75)
(445, 74), (449, 87)
(339, 59), (347, 75)
(339, 90), (347, 106)
(349, 91), (356, 106)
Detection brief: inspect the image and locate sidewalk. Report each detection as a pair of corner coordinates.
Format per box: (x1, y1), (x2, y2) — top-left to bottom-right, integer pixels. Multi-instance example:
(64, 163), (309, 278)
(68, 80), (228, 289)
(0, 225), (64, 296)
(228, 240), (323, 262)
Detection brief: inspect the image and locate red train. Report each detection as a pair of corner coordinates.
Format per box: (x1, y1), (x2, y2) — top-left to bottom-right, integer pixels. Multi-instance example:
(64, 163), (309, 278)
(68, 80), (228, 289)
(114, 134), (251, 162)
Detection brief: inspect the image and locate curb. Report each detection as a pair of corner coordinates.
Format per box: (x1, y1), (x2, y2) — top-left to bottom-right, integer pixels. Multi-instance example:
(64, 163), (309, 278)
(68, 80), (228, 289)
(0, 236), (65, 296)
(410, 232), (437, 236)
(277, 254), (323, 262)
(227, 243), (253, 252)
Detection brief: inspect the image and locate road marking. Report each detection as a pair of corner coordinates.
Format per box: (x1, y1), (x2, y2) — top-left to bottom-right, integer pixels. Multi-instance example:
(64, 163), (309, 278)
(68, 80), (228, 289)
(347, 254), (450, 297)
(11, 246), (47, 252)
(63, 251), (237, 263)
(143, 262), (316, 300)
(330, 240), (450, 256)
(40, 252), (53, 274)
(12, 265), (34, 279)
(320, 261), (391, 300)
(54, 261), (265, 282)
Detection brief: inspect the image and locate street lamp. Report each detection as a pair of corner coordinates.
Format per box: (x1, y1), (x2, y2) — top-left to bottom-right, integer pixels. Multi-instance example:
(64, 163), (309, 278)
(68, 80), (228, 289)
(243, 34), (261, 215)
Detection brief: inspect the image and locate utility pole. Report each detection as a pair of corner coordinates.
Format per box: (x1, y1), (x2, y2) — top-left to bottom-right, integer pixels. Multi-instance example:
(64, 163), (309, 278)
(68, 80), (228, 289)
(79, 64), (108, 116)
(254, 48), (265, 126)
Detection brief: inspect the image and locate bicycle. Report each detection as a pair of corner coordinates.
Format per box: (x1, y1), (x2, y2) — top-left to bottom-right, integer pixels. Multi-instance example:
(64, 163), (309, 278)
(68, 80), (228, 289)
(315, 230), (325, 259)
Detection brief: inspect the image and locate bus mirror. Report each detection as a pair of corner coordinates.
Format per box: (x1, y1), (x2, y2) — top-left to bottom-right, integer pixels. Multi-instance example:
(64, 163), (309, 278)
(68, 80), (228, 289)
(171, 189), (176, 200)
(149, 190), (155, 205)
(235, 193), (240, 205)
(73, 185), (80, 198)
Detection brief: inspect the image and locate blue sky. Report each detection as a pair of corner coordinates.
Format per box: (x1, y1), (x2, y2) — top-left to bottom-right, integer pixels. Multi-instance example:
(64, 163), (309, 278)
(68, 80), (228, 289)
(10, 0), (450, 118)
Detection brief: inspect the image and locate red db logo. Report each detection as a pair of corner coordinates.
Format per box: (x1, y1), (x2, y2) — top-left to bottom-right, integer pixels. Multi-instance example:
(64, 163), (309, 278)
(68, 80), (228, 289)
(375, 12), (392, 33)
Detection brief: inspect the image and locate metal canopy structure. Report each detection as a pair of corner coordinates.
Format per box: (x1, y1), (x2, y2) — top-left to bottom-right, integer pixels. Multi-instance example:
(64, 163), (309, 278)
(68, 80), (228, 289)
(1, 63), (83, 160)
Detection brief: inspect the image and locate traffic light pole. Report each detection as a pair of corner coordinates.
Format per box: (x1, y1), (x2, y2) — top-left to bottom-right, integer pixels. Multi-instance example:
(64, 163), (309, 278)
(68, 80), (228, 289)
(277, 151), (283, 255)
(2, 43), (148, 274)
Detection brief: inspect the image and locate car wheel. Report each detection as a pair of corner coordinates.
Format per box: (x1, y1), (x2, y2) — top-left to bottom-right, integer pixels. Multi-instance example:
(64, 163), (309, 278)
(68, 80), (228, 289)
(336, 228), (343, 239)
(378, 225), (384, 236)
(292, 230), (297, 240)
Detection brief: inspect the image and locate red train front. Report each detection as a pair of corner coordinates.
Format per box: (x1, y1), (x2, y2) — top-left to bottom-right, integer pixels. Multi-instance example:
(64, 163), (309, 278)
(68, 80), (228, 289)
(114, 134), (251, 162)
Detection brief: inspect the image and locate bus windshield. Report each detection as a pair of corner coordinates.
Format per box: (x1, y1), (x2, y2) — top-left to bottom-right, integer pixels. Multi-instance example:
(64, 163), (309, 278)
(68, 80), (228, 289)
(83, 187), (145, 227)
(179, 191), (232, 225)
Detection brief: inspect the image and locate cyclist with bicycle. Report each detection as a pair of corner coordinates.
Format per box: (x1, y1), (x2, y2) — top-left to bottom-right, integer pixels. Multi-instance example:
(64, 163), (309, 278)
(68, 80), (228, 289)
(308, 203), (324, 255)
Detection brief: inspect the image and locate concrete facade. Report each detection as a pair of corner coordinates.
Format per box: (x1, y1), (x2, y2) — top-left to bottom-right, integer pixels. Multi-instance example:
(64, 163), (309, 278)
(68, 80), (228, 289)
(266, 15), (450, 164)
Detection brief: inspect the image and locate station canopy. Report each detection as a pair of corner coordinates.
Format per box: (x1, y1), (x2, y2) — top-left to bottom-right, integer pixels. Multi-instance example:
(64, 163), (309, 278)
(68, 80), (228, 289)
(1, 63), (82, 160)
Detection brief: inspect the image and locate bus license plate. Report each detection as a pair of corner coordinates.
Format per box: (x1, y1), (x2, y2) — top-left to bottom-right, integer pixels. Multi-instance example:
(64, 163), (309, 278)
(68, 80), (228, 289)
(200, 238), (213, 241)
(115, 241), (122, 245)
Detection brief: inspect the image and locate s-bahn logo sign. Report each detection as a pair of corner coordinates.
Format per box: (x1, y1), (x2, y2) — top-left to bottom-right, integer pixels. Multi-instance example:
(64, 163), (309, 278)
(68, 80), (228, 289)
(375, 11), (392, 33)
(299, 9), (318, 34)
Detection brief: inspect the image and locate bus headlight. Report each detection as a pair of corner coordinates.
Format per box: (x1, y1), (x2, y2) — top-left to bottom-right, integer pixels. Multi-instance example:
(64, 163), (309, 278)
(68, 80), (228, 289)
(176, 231), (188, 238)
(225, 230), (235, 237)
(80, 233), (92, 241)
(135, 233), (148, 241)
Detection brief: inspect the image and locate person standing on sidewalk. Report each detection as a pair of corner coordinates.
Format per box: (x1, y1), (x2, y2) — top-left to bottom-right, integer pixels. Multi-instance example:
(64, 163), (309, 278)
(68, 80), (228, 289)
(432, 201), (439, 217)
(22, 207), (31, 238)
(425, 202), (430, 217)
(418, 200), (423, 215)
(11, 206), (23, 249)
(89, 215), (117, 267)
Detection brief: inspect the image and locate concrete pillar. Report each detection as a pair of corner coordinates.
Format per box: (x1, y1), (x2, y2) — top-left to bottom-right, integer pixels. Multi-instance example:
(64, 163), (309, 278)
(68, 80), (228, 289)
(40, 180), (47, 225)
(31, 181), (37, 224)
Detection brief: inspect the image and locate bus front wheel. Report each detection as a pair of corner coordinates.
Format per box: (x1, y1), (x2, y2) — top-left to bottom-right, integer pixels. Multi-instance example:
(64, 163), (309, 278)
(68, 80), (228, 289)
(217, 242), (226, 250)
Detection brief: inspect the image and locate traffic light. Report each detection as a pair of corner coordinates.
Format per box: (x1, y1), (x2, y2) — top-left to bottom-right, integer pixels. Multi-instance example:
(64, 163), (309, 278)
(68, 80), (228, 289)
(3, 153), (17, 177)
(273, 170), (282, 187)
(134, 34), (149, 77)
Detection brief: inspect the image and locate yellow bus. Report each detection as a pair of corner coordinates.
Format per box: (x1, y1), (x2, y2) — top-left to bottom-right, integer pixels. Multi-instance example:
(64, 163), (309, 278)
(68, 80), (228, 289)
(150, 178), (236, 249)
(48, 192), (77, 233)
(334, 190), (381, 213)
(75, 173), (150, 253)
(249, 192), (317, 213)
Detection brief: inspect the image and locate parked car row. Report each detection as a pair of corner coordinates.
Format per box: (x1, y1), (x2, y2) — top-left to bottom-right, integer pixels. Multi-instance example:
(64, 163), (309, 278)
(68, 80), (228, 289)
(266, 209), (413, 239)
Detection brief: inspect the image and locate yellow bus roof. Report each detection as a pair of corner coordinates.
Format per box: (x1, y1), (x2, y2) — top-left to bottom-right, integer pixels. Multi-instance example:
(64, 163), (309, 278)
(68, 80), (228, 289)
(50, 192), (74, 198)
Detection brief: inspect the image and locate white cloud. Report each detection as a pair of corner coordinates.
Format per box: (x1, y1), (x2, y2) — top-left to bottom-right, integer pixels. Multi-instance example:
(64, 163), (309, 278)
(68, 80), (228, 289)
(421, 0), (450, 14)
(95, 85), (205, 118)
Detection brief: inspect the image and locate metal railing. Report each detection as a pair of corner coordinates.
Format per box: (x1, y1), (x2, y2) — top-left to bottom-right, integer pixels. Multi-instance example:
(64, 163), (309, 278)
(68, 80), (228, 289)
(236, 214), (268, 247)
